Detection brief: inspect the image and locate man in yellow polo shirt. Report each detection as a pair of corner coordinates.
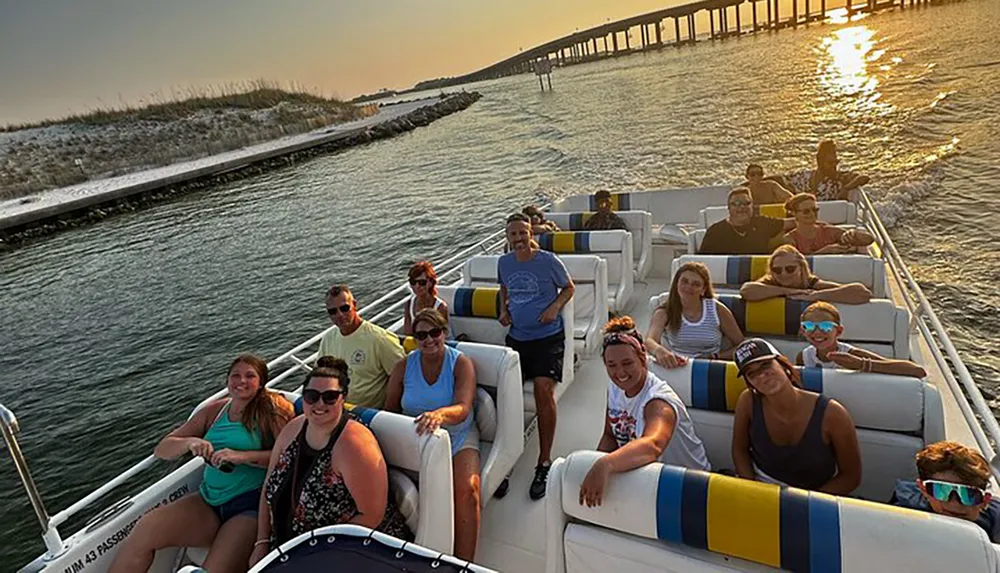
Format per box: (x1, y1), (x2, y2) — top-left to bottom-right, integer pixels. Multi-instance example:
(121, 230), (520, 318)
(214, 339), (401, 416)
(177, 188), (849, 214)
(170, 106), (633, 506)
(318, 284), (405, 409)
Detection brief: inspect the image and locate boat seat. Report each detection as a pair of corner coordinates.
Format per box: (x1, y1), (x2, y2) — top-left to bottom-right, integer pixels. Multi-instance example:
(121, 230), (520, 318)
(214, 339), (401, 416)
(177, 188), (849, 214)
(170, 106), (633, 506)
(648, 293), (910, 359)
(535, 231), (633, 313)
(460, 254), (607, 357)
(688, 225), (873, 255)
(698, 200), (858, 229)
(545, 210), (653, 280)
(552, 187), (732, 234)
(650, 359), (943, 501)
(671, 254), (888, 297)
(546, 451), (999, 573)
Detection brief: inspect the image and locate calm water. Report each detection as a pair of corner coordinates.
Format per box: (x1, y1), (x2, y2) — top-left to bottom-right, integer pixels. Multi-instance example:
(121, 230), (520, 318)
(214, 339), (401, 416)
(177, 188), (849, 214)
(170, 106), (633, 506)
(2, 1), (999, 567)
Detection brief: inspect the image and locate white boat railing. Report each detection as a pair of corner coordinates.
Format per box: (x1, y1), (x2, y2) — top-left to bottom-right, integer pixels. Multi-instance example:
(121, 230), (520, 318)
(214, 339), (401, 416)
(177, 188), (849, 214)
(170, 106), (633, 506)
(858, 190), (1000, 475)
(2, 227), (509, 560)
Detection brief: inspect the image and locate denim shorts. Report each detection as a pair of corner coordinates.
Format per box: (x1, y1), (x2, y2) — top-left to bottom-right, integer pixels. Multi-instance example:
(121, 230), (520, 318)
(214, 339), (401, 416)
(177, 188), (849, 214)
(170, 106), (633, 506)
(210, 488), (260, 523)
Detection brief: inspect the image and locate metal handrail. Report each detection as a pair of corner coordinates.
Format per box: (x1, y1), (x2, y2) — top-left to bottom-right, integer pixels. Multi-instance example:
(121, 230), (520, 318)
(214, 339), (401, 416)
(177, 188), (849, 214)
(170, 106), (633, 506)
(6, 228), (510, 556)
(858, 191), (1000, 466)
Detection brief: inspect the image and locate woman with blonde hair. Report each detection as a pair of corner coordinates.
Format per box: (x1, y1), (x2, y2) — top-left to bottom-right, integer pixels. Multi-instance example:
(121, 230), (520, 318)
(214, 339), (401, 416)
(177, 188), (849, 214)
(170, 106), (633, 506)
(646, 262), (744, 367)
(739, 245), (872, 304)
(783, 193), (874, 255)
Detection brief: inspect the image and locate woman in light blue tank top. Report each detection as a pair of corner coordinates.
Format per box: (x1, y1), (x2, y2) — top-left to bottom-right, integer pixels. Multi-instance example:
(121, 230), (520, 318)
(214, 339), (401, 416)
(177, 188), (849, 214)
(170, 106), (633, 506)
(110, 355), (294, 573)
(385, 308), (481, 561)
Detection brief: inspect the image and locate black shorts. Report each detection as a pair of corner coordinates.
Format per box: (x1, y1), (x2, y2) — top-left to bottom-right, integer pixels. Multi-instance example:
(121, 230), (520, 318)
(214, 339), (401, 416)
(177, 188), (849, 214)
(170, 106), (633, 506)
(208, 488), (260, 523)
(506, 332), (564, 383)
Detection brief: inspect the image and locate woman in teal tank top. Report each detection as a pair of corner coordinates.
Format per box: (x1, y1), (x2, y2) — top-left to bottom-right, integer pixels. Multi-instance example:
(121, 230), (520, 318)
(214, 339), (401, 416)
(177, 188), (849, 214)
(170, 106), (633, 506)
(385, 308), (481, 562)
(110, 354), (294, 573)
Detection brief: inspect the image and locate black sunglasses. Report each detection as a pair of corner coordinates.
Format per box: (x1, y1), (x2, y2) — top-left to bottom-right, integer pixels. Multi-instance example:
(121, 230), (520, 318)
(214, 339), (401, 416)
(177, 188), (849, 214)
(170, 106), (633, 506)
(771, 265), (799, 275)
(303, 388), (345, 405)
(414, 327), (444, 340)
(409, 279), (429, 286)
(326, 304), (352, 316)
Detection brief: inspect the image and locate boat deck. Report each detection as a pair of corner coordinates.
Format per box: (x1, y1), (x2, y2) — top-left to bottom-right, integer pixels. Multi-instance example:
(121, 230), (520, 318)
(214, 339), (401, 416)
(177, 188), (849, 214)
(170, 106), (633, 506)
(475, 268), (983, 573)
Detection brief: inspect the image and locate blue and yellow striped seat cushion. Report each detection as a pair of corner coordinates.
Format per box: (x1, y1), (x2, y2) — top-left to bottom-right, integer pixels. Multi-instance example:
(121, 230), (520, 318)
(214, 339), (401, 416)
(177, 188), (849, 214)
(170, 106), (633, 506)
(717, 294), (811, 336)
(451, 287), (501, 318)
(565, 212), (597, 230)
(656, 465), (842, 572)
(721, 255), (816, 285)
(757, 203), (788, 218)
(536, 231), (594, 253)
(689, 359), (824, 412)
(588, 192), (631, 211)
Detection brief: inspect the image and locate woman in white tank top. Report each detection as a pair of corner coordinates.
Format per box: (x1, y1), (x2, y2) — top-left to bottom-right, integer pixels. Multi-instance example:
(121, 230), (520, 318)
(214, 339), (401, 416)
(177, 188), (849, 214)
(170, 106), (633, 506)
(403, 261), (450, 335)
(580, 317), (711, 507)
(645, 262), (744, 365)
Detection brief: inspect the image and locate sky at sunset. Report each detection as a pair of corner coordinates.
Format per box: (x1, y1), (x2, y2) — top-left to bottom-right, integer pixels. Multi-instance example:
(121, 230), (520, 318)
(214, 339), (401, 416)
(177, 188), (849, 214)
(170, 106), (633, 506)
(0, 0), (701, 125)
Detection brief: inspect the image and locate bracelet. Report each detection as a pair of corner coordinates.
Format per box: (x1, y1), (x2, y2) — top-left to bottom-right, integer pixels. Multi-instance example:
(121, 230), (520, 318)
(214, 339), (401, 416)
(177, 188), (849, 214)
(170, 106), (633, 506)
(254, 539), (270, 548)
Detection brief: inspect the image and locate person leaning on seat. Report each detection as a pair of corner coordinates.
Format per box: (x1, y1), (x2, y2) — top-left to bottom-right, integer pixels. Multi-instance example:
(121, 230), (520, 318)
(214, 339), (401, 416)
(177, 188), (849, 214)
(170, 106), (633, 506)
(731, 338), (862, 495)
(385, 308), (481, 561)
(584, 190), (628, 231)
(785, 140), (870, 202)
(783, 192), (874, 255)
(250, 357), (411, 567)
(111, 355), (294, 573)
(402, 260), (450, 336)
(795, 302), (927, 377)
(699, 187), (795, 255)
(319, 283), (405, 409)
(891, 441), (1000, 542)
(739, 245), (873, 304)
(645, 262), (744, 367)
(744, 163), (794, 205)
(499, 212), (575, 500)
(522, 205), (560, 235)
(579, 317), (711, 507)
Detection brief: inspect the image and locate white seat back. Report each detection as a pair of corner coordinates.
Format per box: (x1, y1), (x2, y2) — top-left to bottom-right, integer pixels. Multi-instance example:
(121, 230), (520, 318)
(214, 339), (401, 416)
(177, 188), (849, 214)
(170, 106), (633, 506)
(688, 228), (705, 254)
(546, 452), (998, 573)
(545, 211), (653, 280)
(552, 186), (732, 226)
(650, 359), (943, 501)
(671, 254), (888, 297)
(535, 231), (633, 312)
(698, 200), (858, 228)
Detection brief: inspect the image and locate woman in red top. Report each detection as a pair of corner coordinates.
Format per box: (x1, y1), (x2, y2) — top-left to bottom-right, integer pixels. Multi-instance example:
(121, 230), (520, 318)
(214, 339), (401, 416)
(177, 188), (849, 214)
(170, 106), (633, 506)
(783, 193), (873, 255)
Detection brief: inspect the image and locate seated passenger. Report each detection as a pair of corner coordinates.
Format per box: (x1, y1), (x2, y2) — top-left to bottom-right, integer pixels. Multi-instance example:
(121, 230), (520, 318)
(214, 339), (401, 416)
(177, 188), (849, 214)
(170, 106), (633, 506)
(699, 187), (794, 255)
(584, 190), (628, 231)
(740, 245), (873, 304)
(522, 205), (560, 235)
(744, 163), (793, 205)
(385, 309), (480, 561)
(783, 193), (874, 255)
(645, 262), (744, 366)
(252, 357), (410, 567)
(403, 261), (450, 336)
(320, 284), (405, 408)
(111, 355), (294, 573)
(891, 441), (1000, 541)
(732, 338), (862, 495)
(786, 140), (871, 201)
(795, 302), (927, 377)
(580, 317), (711, 507)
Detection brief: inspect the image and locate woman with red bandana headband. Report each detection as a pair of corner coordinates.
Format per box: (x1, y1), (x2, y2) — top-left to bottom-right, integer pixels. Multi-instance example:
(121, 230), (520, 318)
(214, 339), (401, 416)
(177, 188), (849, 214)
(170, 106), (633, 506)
(579, 317), (710, 508)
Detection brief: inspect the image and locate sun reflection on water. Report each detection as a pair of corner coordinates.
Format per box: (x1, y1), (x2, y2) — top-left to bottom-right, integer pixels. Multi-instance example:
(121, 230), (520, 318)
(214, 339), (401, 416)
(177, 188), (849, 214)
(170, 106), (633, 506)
(815, 24), (893, 116)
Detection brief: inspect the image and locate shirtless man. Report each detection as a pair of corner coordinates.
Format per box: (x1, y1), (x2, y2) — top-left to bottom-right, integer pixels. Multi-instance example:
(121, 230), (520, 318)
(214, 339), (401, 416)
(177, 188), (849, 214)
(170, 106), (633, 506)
(744, 164), (793, 205)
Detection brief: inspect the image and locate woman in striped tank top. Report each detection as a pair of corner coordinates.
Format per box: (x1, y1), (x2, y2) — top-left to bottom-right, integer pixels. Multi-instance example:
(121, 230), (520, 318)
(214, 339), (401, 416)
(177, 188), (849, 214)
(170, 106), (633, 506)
(645, 262), (745, 366)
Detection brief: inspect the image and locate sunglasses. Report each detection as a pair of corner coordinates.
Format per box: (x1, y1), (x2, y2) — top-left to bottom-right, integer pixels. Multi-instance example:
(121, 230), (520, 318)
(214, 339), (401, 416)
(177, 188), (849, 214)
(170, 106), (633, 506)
(414, 327), (444, 340)
(326, 304), (352, 316)
(923, 480), (986, 506)
(729, 200), (752, 208)
(801, 320), (838, 333)
(797, 207), (820, 215)
(770, 265), (799, 275)
(302, 388), (345, 405)
(409, 279), (429, 286)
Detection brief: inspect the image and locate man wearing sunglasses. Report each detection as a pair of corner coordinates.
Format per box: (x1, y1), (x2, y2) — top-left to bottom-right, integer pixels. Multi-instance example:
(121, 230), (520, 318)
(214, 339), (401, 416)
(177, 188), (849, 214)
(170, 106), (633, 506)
(318, 284), (405, 409)
(699, 187), (795, 255)
(499, 212), (575, 501)
(891, 441), (1000, 541)
(743, 163), (793, 205)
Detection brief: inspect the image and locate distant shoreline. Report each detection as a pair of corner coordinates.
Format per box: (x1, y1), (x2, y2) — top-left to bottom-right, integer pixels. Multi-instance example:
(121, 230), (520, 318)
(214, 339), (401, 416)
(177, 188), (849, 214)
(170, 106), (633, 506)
(0, 92), (482, 249)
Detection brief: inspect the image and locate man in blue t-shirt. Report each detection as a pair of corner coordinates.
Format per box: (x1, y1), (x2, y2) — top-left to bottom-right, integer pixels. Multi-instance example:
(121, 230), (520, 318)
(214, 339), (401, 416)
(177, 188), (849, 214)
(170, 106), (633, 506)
(498, 212), (575, 500)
